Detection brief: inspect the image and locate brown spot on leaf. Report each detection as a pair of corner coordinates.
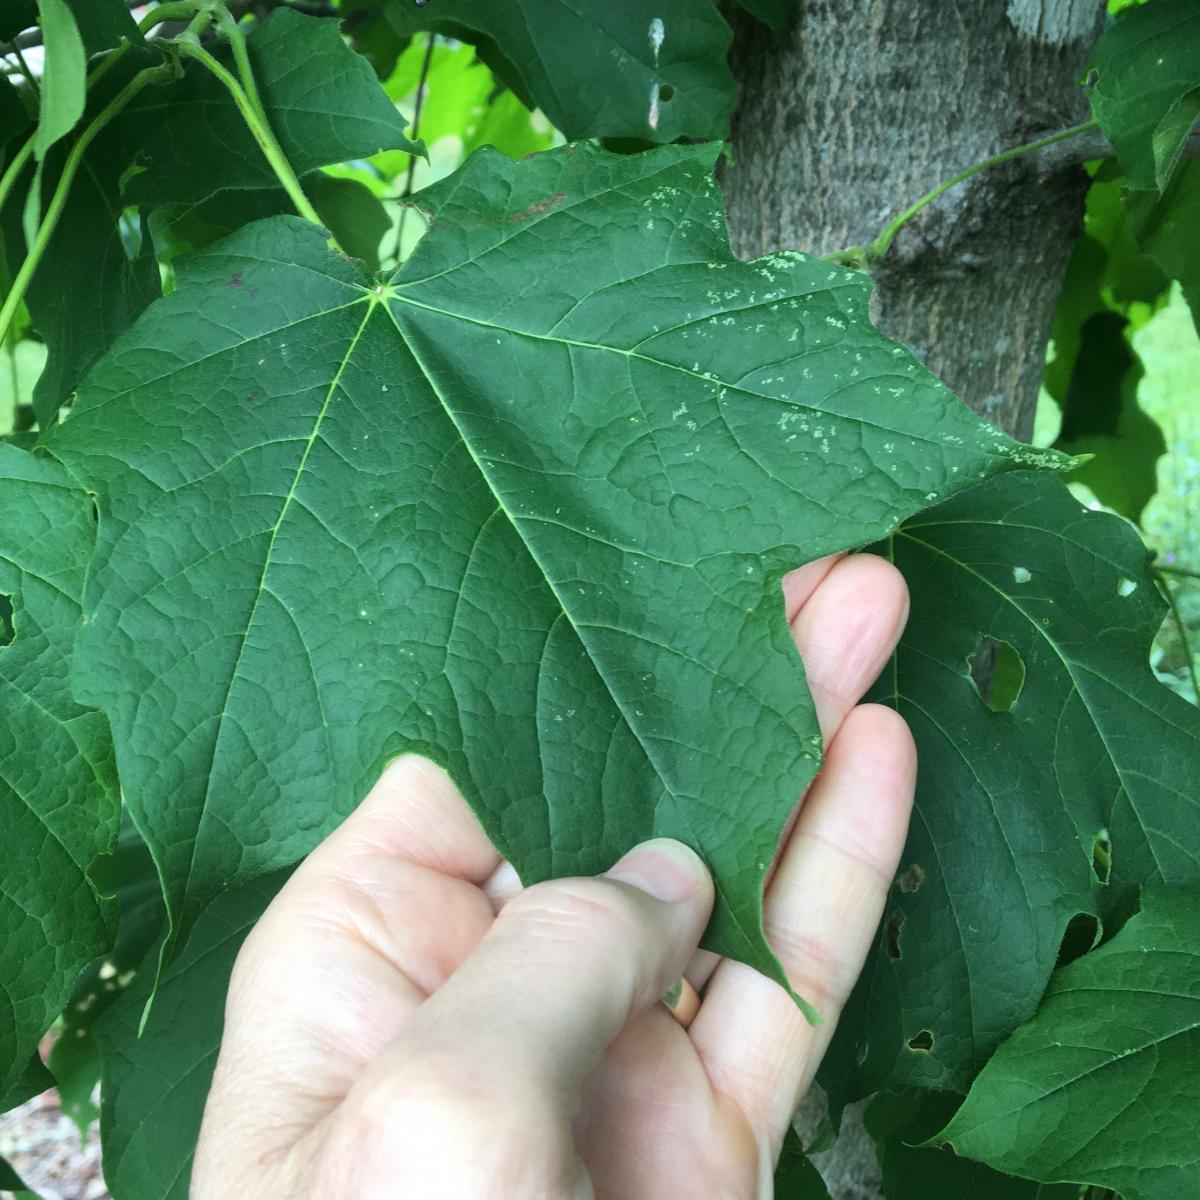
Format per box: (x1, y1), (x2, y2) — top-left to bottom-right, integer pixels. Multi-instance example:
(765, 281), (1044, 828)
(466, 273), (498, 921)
(506, 191), (567, 224)
(227, 271), (244, 288)
(885, 908), (905, 960)
(898, 864), (925, 893)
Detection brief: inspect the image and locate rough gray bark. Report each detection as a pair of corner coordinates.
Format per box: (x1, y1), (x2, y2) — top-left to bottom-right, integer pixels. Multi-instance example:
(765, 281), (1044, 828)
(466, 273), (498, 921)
(724, 0), (1106, 442)
(722, 4), (1107, 1195)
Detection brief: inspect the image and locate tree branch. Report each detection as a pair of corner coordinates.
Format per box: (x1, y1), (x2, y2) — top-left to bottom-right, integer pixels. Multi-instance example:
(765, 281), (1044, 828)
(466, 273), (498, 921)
(1031, 125), (1200, 170)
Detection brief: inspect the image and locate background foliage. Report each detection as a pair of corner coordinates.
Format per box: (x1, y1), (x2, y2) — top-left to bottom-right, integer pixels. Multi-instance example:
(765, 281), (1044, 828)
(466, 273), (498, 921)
(1, 1), (1198, 1198)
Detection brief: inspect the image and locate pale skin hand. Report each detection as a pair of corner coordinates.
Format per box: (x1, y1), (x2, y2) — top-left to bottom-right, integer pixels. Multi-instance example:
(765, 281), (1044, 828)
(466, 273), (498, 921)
(192, 553), (916, 1200)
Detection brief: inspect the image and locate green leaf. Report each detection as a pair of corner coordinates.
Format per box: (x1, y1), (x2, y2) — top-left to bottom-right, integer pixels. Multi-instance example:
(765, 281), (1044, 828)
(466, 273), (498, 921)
(0, 1152), (41, 1199)
(0, 443), (119, 1098)
(33, 0), (86, 160)
(65, 0), (139, 56)
(774, 1128), (831, 1198)
(382, 0), (736, 142)
(95, 871), (287, 1200)
(864, 1089), (1080, 1200)
(1127, 159), (1200, 334)
(1087, 0), (1200, 192)
(1054, 309), (1166, 522)
(119, 10), (420, 208)
(47, 814), (165, 1139)
(45, 142), (1061, 999)
(937, 887), (1200, 1199)
(309, 174), (391, 272)
(822, 470), (1200, 1102)
(0, 1052), (52, 1114)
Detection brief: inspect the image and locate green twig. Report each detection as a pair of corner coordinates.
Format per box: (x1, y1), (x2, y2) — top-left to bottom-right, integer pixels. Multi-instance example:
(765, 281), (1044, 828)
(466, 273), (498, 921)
(11, 42), (39, 94)
(1155, 570), (1200, 702)
(823, 119), (1100, 269)
(174, 26), (322, 227)
(0, 62), (176, 346)
(393, 34), (435, 263)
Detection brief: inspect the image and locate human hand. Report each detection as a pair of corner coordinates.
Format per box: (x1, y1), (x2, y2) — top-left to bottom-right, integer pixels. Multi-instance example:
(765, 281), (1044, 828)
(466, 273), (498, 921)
(192, 552), (915, 1199)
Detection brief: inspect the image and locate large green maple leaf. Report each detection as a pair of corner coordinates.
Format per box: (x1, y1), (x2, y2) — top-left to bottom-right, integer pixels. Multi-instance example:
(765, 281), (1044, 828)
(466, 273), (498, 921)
(46, 143), (1062, 998)
(0, 443), (119, 1098)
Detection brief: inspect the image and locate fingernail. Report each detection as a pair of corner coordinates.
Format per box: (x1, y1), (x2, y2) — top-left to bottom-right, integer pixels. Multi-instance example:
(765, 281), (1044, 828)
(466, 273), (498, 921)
(605, 838), (709, 903)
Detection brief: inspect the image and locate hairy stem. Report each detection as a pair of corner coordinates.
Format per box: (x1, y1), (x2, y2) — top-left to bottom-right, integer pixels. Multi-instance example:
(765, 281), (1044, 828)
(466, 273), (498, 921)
(823, 119), (1100, 268)
(175, 23), (322, 227)
(0, 62), (176, 346)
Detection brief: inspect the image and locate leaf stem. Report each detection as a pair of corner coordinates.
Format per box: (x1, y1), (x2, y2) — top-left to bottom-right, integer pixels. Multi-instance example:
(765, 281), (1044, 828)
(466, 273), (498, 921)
(0, 20), (147, 219)
(174, 20), (322, 227)
(393, 33), (435, 262)
(822, 119), (1100, 268)
(1155, 570), (1200, 702)
(0, 61), (175, 346)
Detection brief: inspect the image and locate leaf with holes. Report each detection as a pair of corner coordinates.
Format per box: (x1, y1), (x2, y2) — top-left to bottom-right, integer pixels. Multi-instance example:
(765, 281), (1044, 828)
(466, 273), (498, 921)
(382, 0), (737, 142)
(45, 142), (1064, 1003)
(936, 887), (1200, 1200)
(1087, 0), (1200, 192)
(0, 443), (119, 1100)
(821, 470), (1200, 1105)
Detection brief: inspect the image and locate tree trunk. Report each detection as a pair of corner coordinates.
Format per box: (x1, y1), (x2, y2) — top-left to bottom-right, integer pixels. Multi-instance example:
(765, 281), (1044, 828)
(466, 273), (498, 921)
(723, 3), (1106, 1195)
(724, 0), (1104, 442)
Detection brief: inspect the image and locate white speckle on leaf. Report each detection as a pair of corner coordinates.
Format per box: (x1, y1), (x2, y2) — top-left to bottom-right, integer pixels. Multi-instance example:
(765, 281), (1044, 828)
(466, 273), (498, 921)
(649, 17), (665, 58)
(1013, 567), (1032, 584)
(1117, 577), (1138, 597)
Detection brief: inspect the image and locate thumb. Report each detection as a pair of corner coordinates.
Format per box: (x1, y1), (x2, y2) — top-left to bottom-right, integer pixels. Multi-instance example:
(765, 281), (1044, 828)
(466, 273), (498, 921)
(372, 838), (713, 1097)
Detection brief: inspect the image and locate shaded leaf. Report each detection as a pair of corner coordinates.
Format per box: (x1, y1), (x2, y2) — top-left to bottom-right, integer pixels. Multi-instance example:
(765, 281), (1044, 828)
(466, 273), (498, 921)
(1087, 0), (1200, 191)
(11, 10), (421, 427)
(119, 10), (419, 208)
(33, 0), (86, 160)
(864, 1088), (1080, 1200)
(65, 0), (139, 56)
(0, 1053), (52, 1114)
(0, 443), (119, 1098)
(45, 142), (1060, 998)
(309, 174), (391, 271)
(775, 1127), (831, 1198)
(95, 872), (287, 1200)
(938, 887), (1200, 1200)
(1055, 309), (1166, 521)
(0, 0), (36, 43)
(1127, 158), (1200, 334)
(382, 0), (736, 142)
(822, 470), (1200, 1103)
(47, 814), (165, 1139)
(0, 1152), (41, 1199)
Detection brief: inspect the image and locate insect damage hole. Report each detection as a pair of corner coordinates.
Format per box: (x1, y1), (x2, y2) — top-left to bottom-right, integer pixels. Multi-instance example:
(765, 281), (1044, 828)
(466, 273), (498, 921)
(0, 594), (14, 647)
(1091, 829), (1112, 884)
(907, 1030), (934, 1052)
(967, 635), (1025, 713)
(898, 863), (925, 893)
(885, 909), (906, 960)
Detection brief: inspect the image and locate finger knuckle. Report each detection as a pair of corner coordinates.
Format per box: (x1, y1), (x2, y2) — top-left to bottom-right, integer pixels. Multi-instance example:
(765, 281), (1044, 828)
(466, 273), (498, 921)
(504, 876), (647, 949)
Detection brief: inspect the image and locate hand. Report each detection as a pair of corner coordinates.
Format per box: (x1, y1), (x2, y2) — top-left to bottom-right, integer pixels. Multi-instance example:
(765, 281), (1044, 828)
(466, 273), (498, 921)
(192, 552), (915, 1199)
